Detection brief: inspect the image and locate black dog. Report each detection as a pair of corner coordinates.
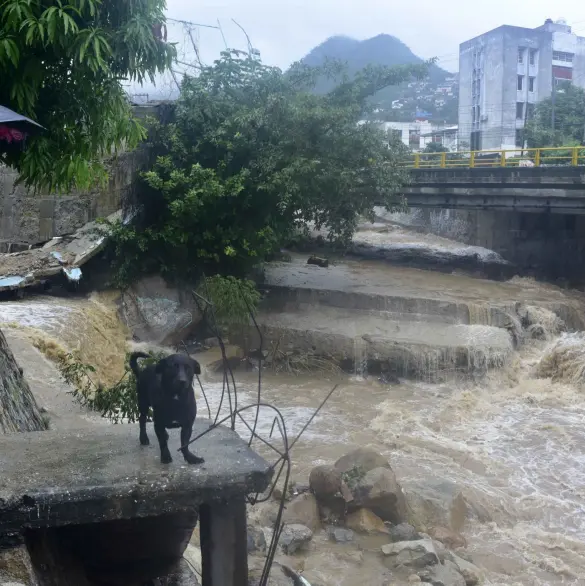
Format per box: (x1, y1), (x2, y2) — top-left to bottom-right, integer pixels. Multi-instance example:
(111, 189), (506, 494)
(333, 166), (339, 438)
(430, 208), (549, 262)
(129, 352), (205, 465)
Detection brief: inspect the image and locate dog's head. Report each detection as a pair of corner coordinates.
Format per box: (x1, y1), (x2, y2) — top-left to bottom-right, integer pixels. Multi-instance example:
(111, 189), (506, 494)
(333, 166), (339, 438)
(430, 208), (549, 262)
(155, 354), (201, 398)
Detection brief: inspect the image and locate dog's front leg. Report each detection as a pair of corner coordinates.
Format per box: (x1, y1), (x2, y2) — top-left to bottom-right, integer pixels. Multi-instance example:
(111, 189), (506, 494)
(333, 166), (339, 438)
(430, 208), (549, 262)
(154, 419), (172, 464)
(180, 424), (205, 465)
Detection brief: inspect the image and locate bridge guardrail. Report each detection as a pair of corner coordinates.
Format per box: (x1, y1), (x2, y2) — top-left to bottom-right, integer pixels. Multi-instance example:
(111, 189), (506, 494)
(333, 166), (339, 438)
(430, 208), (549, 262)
(401, 146), (585, 169)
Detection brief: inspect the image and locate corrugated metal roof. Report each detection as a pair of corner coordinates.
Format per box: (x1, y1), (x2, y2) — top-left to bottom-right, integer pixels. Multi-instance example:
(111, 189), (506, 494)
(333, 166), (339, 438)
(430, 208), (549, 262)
(0, 105), (43, 128)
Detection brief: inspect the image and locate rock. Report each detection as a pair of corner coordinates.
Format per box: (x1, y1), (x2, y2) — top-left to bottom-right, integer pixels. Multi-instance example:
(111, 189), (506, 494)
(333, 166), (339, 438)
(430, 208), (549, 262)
(348, 466), (407, 524)
(428, 527), (467, 550)
(0, 546), (37, 585)
(345, 508), (389, 534)
(430, 539), (448, 563)
(404, 481), (491, 533)
(249, 563), (295, 586)
(284, 493), (321, 532)
(335, 448), (391, 476)
(388, 523), (420, 542)
(408, 576), (422, 584)
(120, 275), (202, 345)
(309, 465), (343, 499)
(183, 544), (202, 577)
(381, 538), (439, 569)
(448, 554), (483, 586)
(279, 524), (313, 554)
(326, 526), (354, 543)
(418, 559), (466, 586)
(307, 255), (329, 268)
(248, 525), (267, 554)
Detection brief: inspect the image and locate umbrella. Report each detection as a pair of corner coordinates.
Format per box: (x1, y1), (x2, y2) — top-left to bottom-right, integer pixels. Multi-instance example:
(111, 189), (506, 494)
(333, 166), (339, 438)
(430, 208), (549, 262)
(0, 105), (44, 147)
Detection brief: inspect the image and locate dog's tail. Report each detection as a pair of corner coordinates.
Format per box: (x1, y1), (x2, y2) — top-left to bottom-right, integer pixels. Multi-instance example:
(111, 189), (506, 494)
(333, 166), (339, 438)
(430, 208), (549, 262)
(128, 352), (150, 377)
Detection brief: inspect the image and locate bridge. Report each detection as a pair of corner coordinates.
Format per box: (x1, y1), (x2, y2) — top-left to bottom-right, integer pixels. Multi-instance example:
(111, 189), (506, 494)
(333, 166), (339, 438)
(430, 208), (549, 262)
(401, 147), (585, 214)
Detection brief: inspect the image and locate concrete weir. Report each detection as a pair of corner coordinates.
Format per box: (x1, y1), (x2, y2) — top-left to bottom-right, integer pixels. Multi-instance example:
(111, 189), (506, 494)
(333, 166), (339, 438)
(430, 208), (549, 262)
(0, 422), (272, 585)
(245, 255), (585, 380)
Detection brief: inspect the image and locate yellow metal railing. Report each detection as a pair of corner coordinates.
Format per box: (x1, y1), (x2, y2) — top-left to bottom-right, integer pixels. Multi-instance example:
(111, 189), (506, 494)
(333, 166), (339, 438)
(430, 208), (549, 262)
(401, 147), (585, 169)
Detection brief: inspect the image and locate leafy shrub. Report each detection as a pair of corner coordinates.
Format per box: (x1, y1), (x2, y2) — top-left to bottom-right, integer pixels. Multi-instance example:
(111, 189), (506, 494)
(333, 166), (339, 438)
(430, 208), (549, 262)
(59, 351), (166, 424)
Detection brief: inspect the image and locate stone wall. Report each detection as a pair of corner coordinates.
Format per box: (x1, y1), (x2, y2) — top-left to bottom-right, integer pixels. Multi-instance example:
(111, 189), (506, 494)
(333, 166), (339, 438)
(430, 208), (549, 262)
(0, 147), (149, 246)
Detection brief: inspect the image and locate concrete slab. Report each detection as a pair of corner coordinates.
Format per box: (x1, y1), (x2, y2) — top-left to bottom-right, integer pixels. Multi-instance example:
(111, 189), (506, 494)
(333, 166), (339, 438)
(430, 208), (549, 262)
(0, 210), (128, 291)
(0, 421), (272, 542)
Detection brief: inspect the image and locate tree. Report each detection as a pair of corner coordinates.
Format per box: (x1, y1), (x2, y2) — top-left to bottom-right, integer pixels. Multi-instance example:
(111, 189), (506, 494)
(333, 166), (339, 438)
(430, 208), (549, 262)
(0, 0), (175, 191)
(107, 51), (425, 286)
(423, 142), (449, 153)
(525, 83), (585, 148)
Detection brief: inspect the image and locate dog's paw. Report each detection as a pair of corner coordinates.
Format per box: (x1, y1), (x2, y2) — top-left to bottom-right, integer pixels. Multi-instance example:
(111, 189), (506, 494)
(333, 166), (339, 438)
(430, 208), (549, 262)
(184, 452), (205, 465)
(140, 435), (150, 446)
(161, 451), (173, 464)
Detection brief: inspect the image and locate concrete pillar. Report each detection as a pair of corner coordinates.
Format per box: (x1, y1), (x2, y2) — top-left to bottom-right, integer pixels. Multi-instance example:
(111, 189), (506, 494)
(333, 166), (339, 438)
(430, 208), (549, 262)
(200, 499), (248, 586)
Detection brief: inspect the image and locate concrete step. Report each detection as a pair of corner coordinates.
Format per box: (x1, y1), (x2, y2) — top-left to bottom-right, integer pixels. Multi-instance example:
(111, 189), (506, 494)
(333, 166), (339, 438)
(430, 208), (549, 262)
(262, 256), (585, 330)
(241, 306), (514, 381)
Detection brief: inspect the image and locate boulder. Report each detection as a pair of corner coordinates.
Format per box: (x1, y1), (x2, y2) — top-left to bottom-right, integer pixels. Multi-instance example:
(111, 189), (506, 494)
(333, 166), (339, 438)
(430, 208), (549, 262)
(283, 493), (321, 532)
(309, 465), (343, 499)
(279, 524), (313, 555)
(347, 466), (407, 524)
(404, 481), (491, 532)
(326, 526), (355, 543)
(381, 538), (439, 569)
(335, 448), (391, 476)
(428, 527), (467, 550)
(418, 559), (466, 586)
(447, 554), (483, 586)
(388, 523), (420, 542)
(345, 508), (388, 534)
(120, 275), (202, 345)
(247, 525), (267, 554)
(0, 546), (37, 585)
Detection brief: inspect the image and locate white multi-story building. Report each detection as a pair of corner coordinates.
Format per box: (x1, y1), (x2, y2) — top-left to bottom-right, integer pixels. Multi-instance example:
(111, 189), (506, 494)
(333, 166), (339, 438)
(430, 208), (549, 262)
(458, 19), (585, 151)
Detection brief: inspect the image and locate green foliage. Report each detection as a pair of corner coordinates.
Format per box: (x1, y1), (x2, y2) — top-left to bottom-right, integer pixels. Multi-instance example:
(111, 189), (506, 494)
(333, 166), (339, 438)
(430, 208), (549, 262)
(0, 0), (175, 191)
(59, 350), (165, 423)
(423, 142), (449, 153)
(198, 275), (261, 326)
(525, 83), (585, 148)
(109, 50), (424, 285)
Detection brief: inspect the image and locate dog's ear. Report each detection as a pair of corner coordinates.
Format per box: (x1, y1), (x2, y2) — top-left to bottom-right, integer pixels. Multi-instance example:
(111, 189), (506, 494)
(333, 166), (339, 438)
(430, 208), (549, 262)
(190, 357), (201, 375)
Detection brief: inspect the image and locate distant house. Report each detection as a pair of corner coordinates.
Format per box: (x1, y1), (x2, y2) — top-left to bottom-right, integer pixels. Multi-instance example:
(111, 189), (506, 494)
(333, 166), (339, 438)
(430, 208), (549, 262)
(419, 126), (459, 151)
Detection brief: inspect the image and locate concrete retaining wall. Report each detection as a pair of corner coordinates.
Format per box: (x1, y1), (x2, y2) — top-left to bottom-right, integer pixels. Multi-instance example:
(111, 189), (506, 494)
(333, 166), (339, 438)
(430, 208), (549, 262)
(0, 148), (148, 246)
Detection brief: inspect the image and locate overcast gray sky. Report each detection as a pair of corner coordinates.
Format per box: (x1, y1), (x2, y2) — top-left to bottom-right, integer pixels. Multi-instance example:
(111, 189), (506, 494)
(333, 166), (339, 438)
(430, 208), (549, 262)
(131, 0), (584, 98)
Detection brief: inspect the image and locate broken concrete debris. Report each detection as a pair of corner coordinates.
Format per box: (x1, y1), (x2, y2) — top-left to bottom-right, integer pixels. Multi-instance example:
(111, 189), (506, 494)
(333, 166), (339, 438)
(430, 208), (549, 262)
(0, 210), (128, 292)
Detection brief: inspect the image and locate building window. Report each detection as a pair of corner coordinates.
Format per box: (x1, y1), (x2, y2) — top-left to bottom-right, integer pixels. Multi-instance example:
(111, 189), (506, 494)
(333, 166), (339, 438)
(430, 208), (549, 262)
(553, 51), (574, 63)
(529, 76), (535, 92)
(472, 107), (476, 123)
(517, 75), (524, 91)
(518, 48), (525, 64)
(515, 129), (524, 147)
(516, 102), (524, 120)
(477, 79), (481, 96)
(529, 49), (537, 66)
(526, 103), (535, 119)
(409, 130), (420, 147)
(477, 106), (481, 121)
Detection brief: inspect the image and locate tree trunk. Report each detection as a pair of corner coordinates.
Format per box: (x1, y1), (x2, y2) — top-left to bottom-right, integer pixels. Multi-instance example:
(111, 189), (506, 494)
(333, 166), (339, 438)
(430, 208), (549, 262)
(0, 328), (47, 433)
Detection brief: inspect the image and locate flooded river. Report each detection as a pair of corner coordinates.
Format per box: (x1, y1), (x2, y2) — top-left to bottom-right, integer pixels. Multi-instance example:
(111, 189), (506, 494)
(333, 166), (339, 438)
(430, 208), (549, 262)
(3, 250), (585, 585)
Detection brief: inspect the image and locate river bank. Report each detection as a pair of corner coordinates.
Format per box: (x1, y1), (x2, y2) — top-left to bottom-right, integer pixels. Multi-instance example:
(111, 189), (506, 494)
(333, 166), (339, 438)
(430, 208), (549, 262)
(2, 220), (585, 585)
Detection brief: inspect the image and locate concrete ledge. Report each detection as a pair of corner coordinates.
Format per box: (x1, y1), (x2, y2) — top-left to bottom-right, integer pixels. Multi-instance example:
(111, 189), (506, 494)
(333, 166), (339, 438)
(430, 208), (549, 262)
(0, 420), (272, 543)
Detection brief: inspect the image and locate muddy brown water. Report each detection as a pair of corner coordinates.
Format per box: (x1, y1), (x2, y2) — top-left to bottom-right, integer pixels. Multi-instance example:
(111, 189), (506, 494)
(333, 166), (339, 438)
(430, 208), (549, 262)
(3, 265), (585, 585)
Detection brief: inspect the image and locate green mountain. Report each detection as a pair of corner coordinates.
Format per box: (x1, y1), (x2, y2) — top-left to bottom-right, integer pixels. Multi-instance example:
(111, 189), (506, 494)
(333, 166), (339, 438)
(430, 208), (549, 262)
(298, 34), (458, 124)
